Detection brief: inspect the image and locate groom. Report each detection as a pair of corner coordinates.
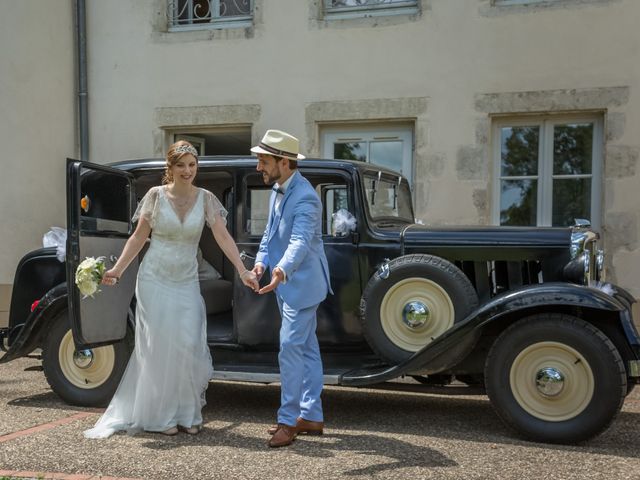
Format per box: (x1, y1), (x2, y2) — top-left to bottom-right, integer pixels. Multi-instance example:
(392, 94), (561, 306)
(251, 129), (332, 448)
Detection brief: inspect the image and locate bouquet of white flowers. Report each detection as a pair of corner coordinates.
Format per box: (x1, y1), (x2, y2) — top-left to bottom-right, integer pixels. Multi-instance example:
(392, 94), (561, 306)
(75, 256), (107, 298)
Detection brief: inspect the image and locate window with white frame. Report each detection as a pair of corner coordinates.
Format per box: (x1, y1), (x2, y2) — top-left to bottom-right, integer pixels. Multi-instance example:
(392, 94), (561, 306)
(493, 116), (603, 229)
(493, 0), (556, 5)
(322, 125), (414, 185)
(324, 0), (419, 19)
(168, 0), (253, 30)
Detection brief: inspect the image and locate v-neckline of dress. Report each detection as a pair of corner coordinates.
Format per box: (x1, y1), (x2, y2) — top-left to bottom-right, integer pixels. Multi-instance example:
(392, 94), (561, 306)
(162, 185), (201, 225)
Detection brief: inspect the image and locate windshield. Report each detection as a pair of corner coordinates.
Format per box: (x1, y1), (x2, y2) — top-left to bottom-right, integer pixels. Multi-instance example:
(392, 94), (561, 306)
(363, 172), (414, 225)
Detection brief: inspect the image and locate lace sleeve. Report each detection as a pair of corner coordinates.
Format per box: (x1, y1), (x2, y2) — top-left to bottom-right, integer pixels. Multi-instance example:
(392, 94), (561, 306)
(203, 189), (228, 228)
(132, 186), (160, 228)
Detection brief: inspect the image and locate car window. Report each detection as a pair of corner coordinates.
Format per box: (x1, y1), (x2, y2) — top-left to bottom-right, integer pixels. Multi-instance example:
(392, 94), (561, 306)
(244, 171), (353, 238)
(246, 187), (271, 236)
(79, 168), (131, 234)
(363, 172), (413, 224)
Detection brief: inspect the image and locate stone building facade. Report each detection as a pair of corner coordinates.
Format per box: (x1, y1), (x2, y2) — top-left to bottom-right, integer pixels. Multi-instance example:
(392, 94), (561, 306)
(1, 0), (639, 325)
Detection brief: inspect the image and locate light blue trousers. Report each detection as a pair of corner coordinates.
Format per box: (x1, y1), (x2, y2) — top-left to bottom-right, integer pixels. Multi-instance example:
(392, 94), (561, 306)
(276, 296), (324, 426)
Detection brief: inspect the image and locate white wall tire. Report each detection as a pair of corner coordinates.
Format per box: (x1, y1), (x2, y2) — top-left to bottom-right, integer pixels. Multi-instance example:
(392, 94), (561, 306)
(509, 341), (594, 422)
(58, 329), (116, 389)
(361, 254), (478, 364)
(42, 310), (133, 407)
(485, 314), (626, 444)
(380, 277), (455, 352)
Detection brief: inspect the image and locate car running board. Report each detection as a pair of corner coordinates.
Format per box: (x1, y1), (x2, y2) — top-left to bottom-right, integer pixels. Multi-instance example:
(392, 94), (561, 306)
(211, 370), (341, 385)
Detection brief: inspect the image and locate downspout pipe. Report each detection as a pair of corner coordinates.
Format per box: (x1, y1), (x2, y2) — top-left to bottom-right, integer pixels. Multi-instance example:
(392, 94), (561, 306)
(75, 0), (89, 162)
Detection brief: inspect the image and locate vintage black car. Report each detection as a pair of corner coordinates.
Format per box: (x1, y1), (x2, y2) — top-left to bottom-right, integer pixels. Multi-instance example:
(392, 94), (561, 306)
(1, 157), (638, 444)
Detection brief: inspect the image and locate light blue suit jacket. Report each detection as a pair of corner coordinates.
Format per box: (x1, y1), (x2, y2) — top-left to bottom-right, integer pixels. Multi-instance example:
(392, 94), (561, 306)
(255, 171), (332, 310)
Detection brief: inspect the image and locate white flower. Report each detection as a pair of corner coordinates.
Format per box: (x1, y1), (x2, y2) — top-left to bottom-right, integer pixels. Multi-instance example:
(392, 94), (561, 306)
(77, 279), (99, 297)
(75, 256), (106, 299)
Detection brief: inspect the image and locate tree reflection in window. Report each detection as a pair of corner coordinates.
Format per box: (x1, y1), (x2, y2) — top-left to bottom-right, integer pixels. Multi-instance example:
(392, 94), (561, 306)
(499, 126), (539, 226)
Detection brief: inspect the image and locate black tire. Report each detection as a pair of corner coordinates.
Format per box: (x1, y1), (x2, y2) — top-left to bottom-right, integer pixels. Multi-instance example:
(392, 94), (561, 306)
(42, 310), (134, 407)
(361, 254), (479, 364)
(484, 314), (626, 444)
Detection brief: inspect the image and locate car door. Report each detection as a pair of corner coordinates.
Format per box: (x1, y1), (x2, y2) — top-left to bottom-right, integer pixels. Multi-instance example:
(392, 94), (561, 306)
(234, 168), (364, 347)
(66, 159), (137, 349)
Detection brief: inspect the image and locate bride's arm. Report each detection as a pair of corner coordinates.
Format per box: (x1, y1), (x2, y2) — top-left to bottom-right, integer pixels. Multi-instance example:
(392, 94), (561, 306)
(102, 219), (151, 283)
(210, 216), (259, 291)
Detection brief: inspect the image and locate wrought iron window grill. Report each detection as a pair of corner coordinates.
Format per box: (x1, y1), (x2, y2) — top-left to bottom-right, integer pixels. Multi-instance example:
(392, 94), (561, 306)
(324, 0), (419, 17)
(168, 0), (253, 30)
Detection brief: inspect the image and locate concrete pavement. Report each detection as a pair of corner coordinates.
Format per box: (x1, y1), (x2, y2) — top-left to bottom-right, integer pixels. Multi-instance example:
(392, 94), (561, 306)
(1, 357), (640, 479)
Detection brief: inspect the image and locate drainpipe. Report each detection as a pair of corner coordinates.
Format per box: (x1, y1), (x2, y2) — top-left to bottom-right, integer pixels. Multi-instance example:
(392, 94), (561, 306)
(75, 0), (89, 161)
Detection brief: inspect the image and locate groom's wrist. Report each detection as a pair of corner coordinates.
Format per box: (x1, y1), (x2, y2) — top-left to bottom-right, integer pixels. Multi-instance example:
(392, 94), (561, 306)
(273, 266), (287, 283)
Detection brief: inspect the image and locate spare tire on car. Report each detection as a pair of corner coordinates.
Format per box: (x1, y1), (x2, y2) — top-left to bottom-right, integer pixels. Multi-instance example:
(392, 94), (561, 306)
(360, 254), (479, 364)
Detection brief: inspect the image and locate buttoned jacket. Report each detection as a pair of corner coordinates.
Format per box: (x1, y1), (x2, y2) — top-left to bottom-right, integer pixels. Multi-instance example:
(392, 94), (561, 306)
(255, 171), (332, 309)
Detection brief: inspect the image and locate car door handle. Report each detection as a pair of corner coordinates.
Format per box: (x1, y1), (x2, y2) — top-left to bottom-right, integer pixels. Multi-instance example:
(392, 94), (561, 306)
(240, 251), (255, 261)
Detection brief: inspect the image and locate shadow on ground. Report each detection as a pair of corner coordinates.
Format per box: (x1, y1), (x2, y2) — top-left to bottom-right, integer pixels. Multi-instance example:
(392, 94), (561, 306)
(140, 422), (457, 475)
(7, 378), (640, 462)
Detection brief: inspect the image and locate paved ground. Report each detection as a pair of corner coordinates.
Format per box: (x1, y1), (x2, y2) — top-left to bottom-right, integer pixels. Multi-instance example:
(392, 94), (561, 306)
(1, 357), (640, 480)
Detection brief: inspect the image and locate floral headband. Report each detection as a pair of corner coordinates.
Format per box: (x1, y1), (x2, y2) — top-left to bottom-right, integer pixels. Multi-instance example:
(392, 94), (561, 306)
(174, 144), (198, 158)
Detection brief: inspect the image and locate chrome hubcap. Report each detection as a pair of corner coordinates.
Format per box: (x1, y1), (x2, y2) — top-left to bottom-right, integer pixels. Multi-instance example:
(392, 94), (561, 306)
(73, 349), (94, 369)
(535, 367), (565, 397)
(402, 301), (429, 329)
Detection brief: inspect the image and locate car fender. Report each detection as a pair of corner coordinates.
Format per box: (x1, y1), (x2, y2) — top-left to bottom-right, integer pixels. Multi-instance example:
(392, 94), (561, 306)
(0, 283), (69, 364)
(342, 282), (629, 386)
(1, 282), (137, 364)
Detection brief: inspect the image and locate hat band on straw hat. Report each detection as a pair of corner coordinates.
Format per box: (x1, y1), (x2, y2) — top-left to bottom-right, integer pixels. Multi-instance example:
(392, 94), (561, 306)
(258, 142), (298, 159)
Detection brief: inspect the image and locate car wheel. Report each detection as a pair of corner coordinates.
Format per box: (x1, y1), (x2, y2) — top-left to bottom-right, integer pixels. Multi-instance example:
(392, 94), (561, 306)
(42, 310), (134, 407)
(361, 254), (479, 364)
(484, 313), (626, 444)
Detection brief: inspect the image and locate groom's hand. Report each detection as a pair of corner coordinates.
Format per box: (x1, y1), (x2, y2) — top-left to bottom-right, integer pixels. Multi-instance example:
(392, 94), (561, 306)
(258, 267), (284, 295)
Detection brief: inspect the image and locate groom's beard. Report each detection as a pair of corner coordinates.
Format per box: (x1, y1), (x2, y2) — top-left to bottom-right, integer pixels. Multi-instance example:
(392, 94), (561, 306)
(262, 166), (283, 185)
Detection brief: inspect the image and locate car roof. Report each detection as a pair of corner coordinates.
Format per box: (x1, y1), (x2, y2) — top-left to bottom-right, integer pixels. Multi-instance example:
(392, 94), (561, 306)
(107, 156), (405, 179)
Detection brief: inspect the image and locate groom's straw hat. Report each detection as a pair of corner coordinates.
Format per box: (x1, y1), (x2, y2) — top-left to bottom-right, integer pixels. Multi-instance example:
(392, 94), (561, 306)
(251, 129), (306, 160)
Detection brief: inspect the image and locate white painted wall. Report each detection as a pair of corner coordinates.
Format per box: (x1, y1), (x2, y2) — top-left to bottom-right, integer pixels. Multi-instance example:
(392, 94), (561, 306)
(1, 0), (638, 298)
(0, 0), (75, 286)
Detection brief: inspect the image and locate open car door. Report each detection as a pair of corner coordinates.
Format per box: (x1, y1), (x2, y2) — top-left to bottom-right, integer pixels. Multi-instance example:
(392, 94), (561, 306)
(66, 159), (137, 349)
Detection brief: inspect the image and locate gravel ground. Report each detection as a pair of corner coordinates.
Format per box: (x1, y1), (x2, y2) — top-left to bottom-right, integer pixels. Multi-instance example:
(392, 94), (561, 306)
(1, 357), (640, 479)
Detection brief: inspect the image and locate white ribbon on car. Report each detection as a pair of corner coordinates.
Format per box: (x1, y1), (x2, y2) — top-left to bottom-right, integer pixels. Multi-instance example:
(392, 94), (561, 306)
(43, 226), (67, 262)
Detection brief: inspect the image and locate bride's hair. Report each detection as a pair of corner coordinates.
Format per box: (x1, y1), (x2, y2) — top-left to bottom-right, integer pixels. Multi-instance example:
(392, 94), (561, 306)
(163, 140), (199, 184)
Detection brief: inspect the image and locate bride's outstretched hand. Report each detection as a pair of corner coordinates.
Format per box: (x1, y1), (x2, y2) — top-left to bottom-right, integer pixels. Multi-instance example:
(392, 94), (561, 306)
(240, 270), (259, 292)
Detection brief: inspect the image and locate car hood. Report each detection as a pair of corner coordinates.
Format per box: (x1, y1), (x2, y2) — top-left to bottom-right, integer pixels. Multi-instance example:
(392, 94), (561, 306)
(400, 224), (571, 248)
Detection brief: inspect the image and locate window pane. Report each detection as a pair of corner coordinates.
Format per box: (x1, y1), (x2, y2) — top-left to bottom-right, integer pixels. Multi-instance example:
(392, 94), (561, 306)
(500, 126), (539, 176)
(370, 141), (403, 173)
(171, 0), (252, 27)
(552, 178), (591, 227)
(247, 188), (271, 235)
(334, 142), (366, 162)
(220, 0), (251, 17)
(324, 187), (350, 235)
(364, 174), (413, 223)
(500, 179), (537, 226)
(192, 0), (211, 23)
(80, 169), (130, 234)
(553, 123), (593, 175)
(329, 0), (416, 7)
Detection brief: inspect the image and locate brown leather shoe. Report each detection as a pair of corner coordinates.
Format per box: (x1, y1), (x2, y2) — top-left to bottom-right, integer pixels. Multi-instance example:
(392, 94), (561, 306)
(268, 424), (297, 448)
(267, 417), (324, 436)
(295, 417), (324, 436)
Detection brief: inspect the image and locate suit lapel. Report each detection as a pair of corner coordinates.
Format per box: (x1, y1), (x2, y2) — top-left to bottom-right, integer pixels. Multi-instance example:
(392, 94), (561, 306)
(267, 171), (300, 243)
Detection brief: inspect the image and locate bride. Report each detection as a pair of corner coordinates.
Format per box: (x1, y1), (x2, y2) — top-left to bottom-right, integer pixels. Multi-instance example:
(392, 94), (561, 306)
(84, 141), (259, 438)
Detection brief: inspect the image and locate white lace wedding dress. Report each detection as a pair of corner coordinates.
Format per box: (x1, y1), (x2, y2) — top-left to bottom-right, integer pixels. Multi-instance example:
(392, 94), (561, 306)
(84, 186), (226, 438)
